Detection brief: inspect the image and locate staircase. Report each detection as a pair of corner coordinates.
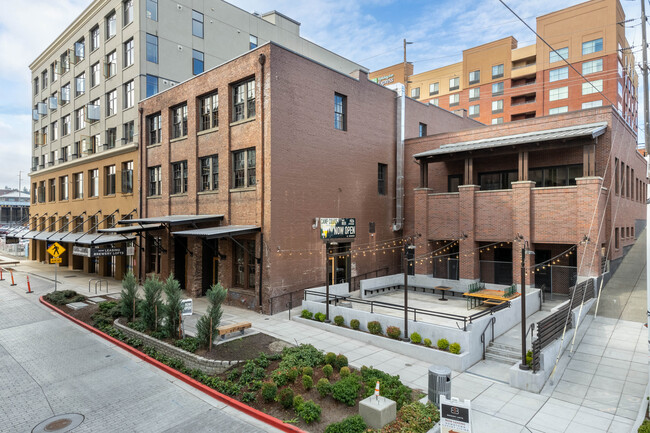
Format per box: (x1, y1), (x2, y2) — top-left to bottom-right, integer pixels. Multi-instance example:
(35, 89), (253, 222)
(485, 342), (521, 365)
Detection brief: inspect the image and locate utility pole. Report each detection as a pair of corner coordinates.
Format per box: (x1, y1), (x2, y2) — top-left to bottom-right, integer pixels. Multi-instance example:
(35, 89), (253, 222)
(642, 0), (649, 154)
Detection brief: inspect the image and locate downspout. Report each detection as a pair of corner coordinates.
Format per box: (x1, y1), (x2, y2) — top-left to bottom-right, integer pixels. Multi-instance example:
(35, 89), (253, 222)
(392, 83), (406, 232)
(258, 52), (266, 311)
(138, 106), (144, 282)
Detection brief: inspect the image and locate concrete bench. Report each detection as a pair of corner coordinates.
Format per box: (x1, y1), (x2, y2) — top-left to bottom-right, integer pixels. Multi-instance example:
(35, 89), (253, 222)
(217, 321), (251, 339)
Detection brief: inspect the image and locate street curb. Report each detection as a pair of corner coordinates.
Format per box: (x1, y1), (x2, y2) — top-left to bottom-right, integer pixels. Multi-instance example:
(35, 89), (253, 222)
(39, 296), (306, 433)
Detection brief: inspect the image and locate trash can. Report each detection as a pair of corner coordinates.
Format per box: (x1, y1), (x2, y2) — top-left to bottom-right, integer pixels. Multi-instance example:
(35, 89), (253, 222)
(428, 365), (451, 407)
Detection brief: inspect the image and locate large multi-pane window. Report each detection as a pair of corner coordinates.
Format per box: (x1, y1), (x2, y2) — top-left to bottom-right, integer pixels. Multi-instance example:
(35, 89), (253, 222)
(146, 75), (158, 97)
(75, 107), (85, 130)
(106, 11), (117, 39)
(492, 82), (504, 96)
(123, 121), (134, 143)
(122, 161), (133, 193)
(171, 104), (188, 138)
(549, 106), (568, 115)
(105, 165), (116, 195)
(469, 87), (480, 101)
(200, 155), (218, 191)
(429, 82), (439, 95)
(529, 164), (583, 187)
(550, 47), (568, 63)
(449, 77), (459, 91)
(90, 26), (100, 51)
(123, 0), (133, 26)
(549, 67), (568, 82)
(334, 92), (346, 130)
(582, 79), (603, 95)
(62, 114), (71, 136)
(582, 38), (603, 55)
(59, 176), (68, 201)
(199, 92), (219, 130)
(106, 89), (117, 116)
(61, 83), (70, 104)
(232, 148), (256, 188)
(491, 117), (503, 125)
(148, 166), (161, 196)
(492, 64), (504, 79)
(124, 80), (134, 108)
(233, 240), (256, 290)
(105, 51), (117, 78)
(73, 172), (83, 199)
(91, 62), (100, 87)
(106, 127), (117, 149)
(146, 0), (158, 21)
(192, 50), (204, 75)
(378, 163), (387, 195)
(449, 93), (459, 106)
(469, 70), (480, 85)
(582, 59), (603, 75)
(148, 113), (161, 144)
(172, 161), (188, 194)
(124, 38), (134, 67)
(75, 72), (85, 97)
(479, 170), (517, 190)
(89, 169), (99, 197)
(491, 100), (504, 113)
(192, 10), (204, 38)
(469, 104), (480, 118)
(233, 79), (256, 121)
(146, 34), (158, 63)
(549, 86), (568, 101)
(582, 100), (603, 109)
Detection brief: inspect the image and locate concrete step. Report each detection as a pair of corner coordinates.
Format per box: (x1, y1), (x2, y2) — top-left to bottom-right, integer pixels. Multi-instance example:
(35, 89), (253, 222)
(488, 342), (520, 352)
(485, 352), (520, 364)
(485, 348), (520, 361)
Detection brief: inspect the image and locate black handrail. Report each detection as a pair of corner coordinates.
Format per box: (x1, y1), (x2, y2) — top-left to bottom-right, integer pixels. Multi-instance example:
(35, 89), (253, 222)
(480, 317), (496, 360)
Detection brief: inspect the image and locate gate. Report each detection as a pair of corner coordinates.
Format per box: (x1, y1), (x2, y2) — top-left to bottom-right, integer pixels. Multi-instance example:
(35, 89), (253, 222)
(432, 258), (458, 280)
(479, 260), (512, 285)
(536, 265), (577, 298)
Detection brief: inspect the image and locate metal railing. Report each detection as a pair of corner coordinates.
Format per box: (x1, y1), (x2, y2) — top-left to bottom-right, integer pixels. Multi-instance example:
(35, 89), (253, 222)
(511, 99), (536, 106)
(89, 278), (108, 294)
(480, 317), (496, 360)
(350, 266), (391, 292)
(303, 289), (510, 331)
(512, 62), (536, 70)
(268, 287), (308, 316)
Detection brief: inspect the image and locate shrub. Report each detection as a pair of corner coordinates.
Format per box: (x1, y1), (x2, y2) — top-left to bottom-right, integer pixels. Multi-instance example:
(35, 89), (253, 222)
(339, 366), (351, 378)
(325, 352), (337, 366)
(196, 283), (227, 349)
(332, 376), (361, 407)
(387, 401), (440, 433)
(335, 354), (348, 370)
(120, 271), (139, 321)
(150, 329), (169, 340)
(140, 275), (163, 331)
(249, 380), (263, 391)
(322, 364), (333, 378)
(367, 321), (382, 335)
(314, 312), (326, 322)
(302, 366), (313, 377)
(173, 337), (200, 353)
(279, 344), (324, 370)
(317, 378), (332, 397)
(241, 392), (256, 403)
(277, 387), (294, 409)
(302, 374), (313, 390)
(261, 381), (277, 402)
(163, 274), (182, 337)
(437, 338), (449, 351)
(360, 366), (412, 410)
(45, 290), (85, 305)
(423, 338), (432, 347)
(324, 415), (367, 433)
(293, 395), (305, 409)
(301, 309), (313, 319)
(350, 319), (360, 330)
(449, 343), (461, 354)
(271, 369), (289, 387)
(128, 320), (147, 333)
(526, 350), (533, 368)
(410, 332), (422, 344)
(297, 400), (321, 424)
(386, 326), (401, 340)
(639, 419), (650, 433)
(287, 367), (299, 383)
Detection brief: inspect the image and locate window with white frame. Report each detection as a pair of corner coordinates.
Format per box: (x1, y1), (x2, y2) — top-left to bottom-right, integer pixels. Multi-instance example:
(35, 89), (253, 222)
(491, 117), (503, 125)
(148, 113), (161, 145)
(106, 89), (117, 116)
(89, 168), (99, 197)
(232, 148), (256, 189)
(410, 87), (420, 98)
(122, 161), (133, 193)
(75, 107), (85, 130)
(123, 0), (133, 26)
(61, 83), (70, 104)
(200, 155), (218, 191)
(233, 78), (256, 122)
(469, 70), (480, 84)
(123, 121), (134, 143)
(105, 51), (117, 78)
(60, 176), (68, 201)
(199, 92), (219, 131)
(492, 82), (504, 96)
(429, 82), (439, 95)
(148, 166), (161, 196)
(449, 93), (459, 106)
(124, 38), (134, 67)
(172, 161), (188, 194)
(449, 77), (459, 91)
(549, 106), (568, 115)
(171, 104), (188, 139)
(62, 115), (71, 136)
(469, 87), (480, 101)
(90, 26), (100, 51)
(75, 72), (85, 97)
(74, 39), (84, 62)
(582, 38), (603, 55)
(549, 67), (568, 82)
(124, 80), (134, 108)
(469, 104), (480, 117)
(491, 100), (503, 113)
(73, 172), (83, 199)
(91, 62), (100, 87)
(582, 59), (603, 75)
(430, 98), (439, 106)
(582, 100), (603, 109)
(492, 64), (504, 79)
(549, 87), (568, 101)
(192, 10), (204, 38)
(51, 121), (58, 140)
(582, 79), (603, 95)
(550, 47), (568, 63)
(106, 12), (116, 39)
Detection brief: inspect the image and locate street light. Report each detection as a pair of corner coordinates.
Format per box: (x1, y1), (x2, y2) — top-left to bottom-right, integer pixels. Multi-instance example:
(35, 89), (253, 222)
(518, 236), (535, 370)
(403, 240), (416, 342)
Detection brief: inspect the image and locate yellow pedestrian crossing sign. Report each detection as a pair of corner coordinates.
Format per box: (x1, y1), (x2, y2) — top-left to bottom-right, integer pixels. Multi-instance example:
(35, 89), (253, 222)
(47, 242), (65, 258)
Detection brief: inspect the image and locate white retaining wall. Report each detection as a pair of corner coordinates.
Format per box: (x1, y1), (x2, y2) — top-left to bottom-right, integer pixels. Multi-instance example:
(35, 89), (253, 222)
(360, 274), (513, 299)
(305, 282), (349, 302)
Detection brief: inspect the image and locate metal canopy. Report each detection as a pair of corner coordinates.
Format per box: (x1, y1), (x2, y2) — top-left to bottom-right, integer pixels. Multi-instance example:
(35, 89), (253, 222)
(98, 223), (164, 234)
(118, 215), (224, 226)
(173, 225), (260, 239)
(413, 121), (608, 159)
(71, 233), (135, 245)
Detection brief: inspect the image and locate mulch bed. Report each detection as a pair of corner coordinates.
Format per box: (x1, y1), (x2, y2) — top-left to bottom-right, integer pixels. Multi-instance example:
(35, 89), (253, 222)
(197, 333), (289, 361)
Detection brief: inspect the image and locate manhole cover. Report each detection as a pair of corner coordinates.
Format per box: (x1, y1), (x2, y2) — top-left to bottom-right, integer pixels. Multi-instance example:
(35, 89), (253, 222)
(32, 414), (84, 433)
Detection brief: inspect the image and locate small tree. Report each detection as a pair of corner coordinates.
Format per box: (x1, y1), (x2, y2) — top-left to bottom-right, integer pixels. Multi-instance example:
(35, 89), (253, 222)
(140, 275), (163, 331)
(163, 274), (182, 338)
(196, 282), (228, 349)
(120, 271), (139, 322)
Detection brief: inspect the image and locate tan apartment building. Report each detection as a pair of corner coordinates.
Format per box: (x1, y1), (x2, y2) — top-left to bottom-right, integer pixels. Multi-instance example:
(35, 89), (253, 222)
(370, 0), (638, 131)
(25, 0), (364, 279)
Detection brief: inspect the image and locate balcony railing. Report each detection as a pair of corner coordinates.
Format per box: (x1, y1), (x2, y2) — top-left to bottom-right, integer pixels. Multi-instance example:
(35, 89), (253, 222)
(511, 99), (536, 107)
(512, 62), (536, 70)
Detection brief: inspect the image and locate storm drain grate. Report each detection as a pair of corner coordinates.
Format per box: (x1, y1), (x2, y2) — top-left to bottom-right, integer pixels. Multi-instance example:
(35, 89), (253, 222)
(32, 414), (84, 433)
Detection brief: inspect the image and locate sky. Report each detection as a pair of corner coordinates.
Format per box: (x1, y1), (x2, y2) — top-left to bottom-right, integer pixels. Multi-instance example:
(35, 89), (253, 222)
(0, 0), (643, 190)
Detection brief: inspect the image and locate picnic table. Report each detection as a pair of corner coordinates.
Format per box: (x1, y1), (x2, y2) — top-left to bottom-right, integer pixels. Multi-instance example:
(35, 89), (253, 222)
(463, 289), (519, 310)
(435, 286), (452, 301)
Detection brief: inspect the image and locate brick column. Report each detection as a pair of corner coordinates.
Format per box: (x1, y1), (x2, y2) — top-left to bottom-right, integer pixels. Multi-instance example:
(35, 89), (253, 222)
(413, 188), (431, 275)
(459, 185), (479, 281)
(576, 177), (604, 277)
(512, 181), (534, 288)
(187, 237), (203, 297)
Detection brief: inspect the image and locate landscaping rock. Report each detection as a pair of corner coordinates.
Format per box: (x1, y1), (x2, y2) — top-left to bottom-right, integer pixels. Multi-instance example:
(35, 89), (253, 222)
(67, 302), (89, 310)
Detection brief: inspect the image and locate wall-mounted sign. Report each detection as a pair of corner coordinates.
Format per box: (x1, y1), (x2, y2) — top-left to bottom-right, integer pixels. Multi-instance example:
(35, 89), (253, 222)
(440, 395), (471, 433)
(73, 246), (90, 257)
(371, 73), (395, 86)
(320, 218), (356, 239)
(72, 245), (125, 257)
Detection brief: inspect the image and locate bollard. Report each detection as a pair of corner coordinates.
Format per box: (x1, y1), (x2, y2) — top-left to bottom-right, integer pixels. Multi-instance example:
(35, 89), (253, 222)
(10, 271), (16, 286)
(26, 276), (33, 294)
(0, 268), (4, 281)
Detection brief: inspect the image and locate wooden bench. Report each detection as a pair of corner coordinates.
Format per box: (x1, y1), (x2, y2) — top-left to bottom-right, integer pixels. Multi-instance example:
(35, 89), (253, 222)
(482, 299), (506, 307)
(217, 321), (252, 339)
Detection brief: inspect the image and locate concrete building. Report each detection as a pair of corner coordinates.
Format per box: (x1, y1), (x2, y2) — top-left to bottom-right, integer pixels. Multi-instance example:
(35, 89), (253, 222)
(370, 0), (638, 131)
(405, 106), (647, 295)
(130, 42), (478, 311)
(0, 191), (29, 226)
(26, 0), (363, 279)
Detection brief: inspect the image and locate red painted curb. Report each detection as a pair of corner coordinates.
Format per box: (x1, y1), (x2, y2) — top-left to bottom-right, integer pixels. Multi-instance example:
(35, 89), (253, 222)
(40, 296), (306, 433)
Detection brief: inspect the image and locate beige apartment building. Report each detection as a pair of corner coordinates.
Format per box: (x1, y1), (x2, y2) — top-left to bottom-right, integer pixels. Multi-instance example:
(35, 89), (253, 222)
(370, 0), (638, 130)
(26, 0), (363, 279)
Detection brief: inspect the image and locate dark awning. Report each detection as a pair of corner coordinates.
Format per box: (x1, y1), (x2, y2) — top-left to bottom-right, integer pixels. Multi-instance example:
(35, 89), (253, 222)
(118, 215), (224, 226)
(98, 223), (164, 234)
(70, 233), (135, 245)
(173, 225), (260, 239)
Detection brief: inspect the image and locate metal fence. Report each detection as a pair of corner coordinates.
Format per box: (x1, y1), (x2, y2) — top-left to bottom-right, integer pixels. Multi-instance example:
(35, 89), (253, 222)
(479, 260), (513, 285)
(534, 265), (577, 298)
(531, 302), (572, 372)
(431, 258), (459, 280)
(0, 239), (28, 257)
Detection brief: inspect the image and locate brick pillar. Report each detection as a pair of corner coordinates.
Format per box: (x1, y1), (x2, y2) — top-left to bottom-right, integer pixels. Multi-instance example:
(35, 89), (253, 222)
(459, 185), (479, 281)
(414, 188), (431, 274)
(187, 237), (203, 298)
(576, 177), (604, 277)
(512, 181), (534, 288)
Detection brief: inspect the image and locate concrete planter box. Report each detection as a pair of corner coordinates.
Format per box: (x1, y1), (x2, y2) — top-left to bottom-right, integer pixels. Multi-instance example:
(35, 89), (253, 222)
(114, 319), (242, 375)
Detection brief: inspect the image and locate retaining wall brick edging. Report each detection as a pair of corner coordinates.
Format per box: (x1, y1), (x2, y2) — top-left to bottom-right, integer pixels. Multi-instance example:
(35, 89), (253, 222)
(113, 318), (242, 375)
(39, 296), (305, 433)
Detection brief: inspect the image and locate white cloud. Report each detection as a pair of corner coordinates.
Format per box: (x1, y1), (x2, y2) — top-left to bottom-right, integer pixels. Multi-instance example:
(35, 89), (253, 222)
(0, 115), (32, 189)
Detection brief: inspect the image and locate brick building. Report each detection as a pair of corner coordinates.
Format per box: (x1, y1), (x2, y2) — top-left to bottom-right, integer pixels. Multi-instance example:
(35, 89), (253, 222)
(404, 106), (647, 294)
(128, 42), (478, 311)
(370, 0), (638, 132)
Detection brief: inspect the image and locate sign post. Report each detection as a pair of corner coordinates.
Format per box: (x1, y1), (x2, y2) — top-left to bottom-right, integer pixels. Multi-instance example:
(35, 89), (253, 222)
(47, 242), (66, 292)
(440, 395), (471, 433)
